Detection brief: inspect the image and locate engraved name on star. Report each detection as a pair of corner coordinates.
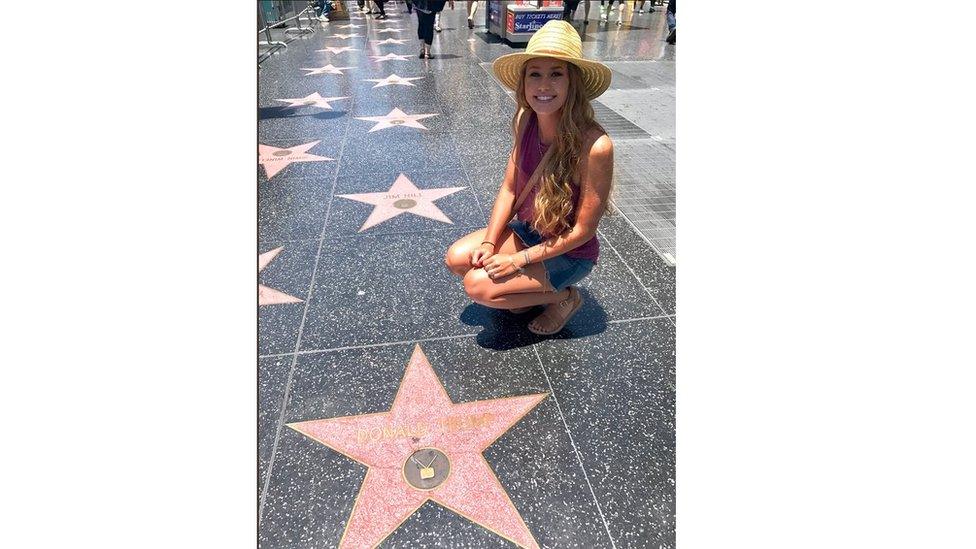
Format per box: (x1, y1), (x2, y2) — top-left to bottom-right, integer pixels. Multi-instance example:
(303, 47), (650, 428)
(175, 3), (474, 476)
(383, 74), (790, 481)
(259, 141), (333, 179)
(275, 92), (350, 110)
(258, 247), (303, 305)
(336, 173), (465, 231)
(371, 37), (408, 45)
(300, 64), (355, 76)
(364, 74), (424, 88)
(354, 107), (438, 132)
(369, 52), (411, 63)
(317, 46), (358, 54)
(287, 345), (546, 548)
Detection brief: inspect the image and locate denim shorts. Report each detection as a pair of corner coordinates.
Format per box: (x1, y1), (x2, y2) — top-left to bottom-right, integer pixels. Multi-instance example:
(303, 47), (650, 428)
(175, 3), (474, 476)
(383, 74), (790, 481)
(508, 220), (595, 292)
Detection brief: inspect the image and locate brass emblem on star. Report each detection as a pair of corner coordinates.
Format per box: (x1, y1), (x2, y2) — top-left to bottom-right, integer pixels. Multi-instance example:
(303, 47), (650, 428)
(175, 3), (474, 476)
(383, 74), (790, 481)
(273, 150), (292, 157)
(393, 199), (417, 209)
(403, 448), (450, 490)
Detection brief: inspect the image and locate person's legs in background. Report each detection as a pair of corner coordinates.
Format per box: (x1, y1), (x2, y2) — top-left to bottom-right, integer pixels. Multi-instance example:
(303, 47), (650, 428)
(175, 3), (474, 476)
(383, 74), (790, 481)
(562, 0), (575, 22)
(417, 10), (435, 57)
(374, 0), (387, 18)
(467, 0), (478, 29)
(666, 0), (676, 43)
(601, 0), (620, 23)
(315, 0), (332, 21)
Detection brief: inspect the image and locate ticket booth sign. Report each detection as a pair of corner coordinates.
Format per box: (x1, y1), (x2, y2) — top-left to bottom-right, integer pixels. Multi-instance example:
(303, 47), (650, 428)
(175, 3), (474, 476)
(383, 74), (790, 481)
(507, 9), (563, 34)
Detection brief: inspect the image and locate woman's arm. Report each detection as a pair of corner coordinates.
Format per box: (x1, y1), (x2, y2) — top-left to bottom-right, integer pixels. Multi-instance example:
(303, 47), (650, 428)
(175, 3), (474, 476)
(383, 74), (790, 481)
(483, 151), (519, 247)
(470, 111), (526, 266)
(520, 133), (614, 265)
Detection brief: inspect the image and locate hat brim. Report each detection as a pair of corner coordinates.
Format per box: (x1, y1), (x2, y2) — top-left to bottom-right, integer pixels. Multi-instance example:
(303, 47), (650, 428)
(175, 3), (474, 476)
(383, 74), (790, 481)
(492, 52), (613, 101)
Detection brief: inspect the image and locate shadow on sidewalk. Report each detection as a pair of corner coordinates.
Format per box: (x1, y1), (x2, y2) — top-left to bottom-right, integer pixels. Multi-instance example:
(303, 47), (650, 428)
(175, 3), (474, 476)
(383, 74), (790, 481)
(460, 287), (607, 350)
(258, 107), (348, 121)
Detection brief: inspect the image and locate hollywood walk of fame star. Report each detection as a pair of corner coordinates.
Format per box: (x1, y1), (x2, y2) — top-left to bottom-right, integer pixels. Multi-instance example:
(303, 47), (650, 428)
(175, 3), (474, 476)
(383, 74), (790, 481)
(331, 33), (362, 39)
(259, 141), (333, 179)
(287, 344), (546, 549)
(369, 52), (411, 63)
(337, 23), (362, 29)
(364, 74), (424, 88)
(317, 46), (358, 54)
(375, 27), (403, 33)
(259, 247), (303, 305)
(275, 92), (350, 110)
(371, 37), (408, 45)
(301, 64), (355, 76)
(354, 107), (438, 133)
(337, 173), (464, 231)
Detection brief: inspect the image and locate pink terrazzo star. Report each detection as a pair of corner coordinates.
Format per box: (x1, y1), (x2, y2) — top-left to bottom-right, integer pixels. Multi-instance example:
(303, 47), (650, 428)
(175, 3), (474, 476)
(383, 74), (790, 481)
(370, 52), (411, 63)
(288, 344), (546, 549)
(300, 64), (355, 76)
(258, 247), (303, 306)
(317, 46), (358, 54)
(371, 37), (408, 45)
(354, 107), (438, 133)
(259, 141), (333, 179)
(275, 92), (349, 110)
(336, 173), (464, 232)
(364, 74), (424, 88)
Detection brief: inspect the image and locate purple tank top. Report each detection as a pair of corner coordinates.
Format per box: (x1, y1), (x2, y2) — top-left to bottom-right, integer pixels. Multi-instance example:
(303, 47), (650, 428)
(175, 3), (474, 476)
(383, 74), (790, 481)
(515, 112), (600, 263)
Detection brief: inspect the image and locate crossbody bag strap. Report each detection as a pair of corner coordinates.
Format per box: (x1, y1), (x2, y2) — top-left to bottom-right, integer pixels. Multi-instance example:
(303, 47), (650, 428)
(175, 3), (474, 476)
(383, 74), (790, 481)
(511, 144), (555, 219)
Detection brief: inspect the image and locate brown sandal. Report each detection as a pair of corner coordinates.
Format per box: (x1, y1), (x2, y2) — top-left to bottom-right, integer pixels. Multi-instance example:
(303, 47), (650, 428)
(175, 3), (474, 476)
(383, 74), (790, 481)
(528, 287), (583, 335)
(507, 306), (534, 314)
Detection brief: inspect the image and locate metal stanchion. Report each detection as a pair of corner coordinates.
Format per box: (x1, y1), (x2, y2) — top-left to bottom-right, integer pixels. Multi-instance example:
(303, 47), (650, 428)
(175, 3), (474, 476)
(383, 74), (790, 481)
(258, 3), (288, 53)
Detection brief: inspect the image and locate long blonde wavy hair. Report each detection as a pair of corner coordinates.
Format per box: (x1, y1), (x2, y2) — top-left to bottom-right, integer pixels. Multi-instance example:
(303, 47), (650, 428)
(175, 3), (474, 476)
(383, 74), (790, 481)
(512, 62), (612, 236)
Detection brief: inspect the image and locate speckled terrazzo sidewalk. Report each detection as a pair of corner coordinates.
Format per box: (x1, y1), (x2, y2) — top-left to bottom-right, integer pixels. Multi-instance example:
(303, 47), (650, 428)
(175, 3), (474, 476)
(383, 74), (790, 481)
(258, 3), (676, 547)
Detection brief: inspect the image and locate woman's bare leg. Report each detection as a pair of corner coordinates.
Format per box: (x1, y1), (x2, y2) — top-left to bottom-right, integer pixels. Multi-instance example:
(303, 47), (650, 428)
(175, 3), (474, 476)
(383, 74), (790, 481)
(444, 227), (491, 276)
(465, 266), (571, 310)
(445, 227), (571, 309)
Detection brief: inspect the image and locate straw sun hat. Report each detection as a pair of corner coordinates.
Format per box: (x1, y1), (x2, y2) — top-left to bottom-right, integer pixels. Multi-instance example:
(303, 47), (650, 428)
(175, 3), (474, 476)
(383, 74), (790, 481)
(492, 20), (612, 101)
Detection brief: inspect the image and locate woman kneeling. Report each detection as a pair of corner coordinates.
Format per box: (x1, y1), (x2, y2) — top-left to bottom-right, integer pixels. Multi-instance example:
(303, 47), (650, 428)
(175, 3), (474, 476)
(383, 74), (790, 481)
(444, 20), (615, 336)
